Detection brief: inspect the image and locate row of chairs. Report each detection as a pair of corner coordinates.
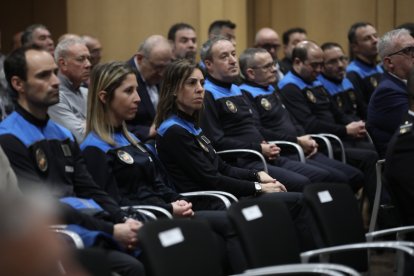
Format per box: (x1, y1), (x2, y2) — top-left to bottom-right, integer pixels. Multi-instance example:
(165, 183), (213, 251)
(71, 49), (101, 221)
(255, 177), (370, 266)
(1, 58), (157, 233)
(135, 183), (414, 276)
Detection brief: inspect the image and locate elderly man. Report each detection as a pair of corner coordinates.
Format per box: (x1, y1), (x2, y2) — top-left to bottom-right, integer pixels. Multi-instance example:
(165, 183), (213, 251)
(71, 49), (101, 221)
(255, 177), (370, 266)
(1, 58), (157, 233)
(126, 35), (172, 141)
(167, 23), (197, 61)
(254, 27), (284, 82)
(367, 28), (414, 157)
(21, 24), (55, 56)
(346, 22), (383, 105)
(82, 35), (102, 69)
(48, 38), (91, 142)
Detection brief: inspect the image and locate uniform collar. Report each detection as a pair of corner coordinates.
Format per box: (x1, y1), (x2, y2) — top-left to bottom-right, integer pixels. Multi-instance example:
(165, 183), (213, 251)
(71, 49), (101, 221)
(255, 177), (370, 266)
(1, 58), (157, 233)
(206, 74), (232, 89)
(16, 104), (49, 128)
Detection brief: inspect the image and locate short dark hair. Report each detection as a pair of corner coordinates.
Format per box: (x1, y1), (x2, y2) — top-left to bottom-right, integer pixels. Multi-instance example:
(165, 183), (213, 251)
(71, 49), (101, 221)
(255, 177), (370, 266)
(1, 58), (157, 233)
(4, 47), (32, 99)
(347, 22), (373, 44)
(321, 42), (343, 51)
(167, 23), (195, 41)
(200, 36), (232, 62)
(239, 48), (268, 78)
(282, 27), (307, 46)
(397, 22), (414, 38)
(21, 24), (48, 46)
(208, 20), (236, 36)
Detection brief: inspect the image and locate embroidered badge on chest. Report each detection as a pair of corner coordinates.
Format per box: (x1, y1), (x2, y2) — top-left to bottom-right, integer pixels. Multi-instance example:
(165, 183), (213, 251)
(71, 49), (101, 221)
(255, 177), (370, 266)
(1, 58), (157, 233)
(225, 100), (238, 113)
(35, 148), (48, 172)
(117, 150), (134, 164)
(370, 77), (378, 88)
(306, 90), (316, 103)
(261, 98), (272, 110)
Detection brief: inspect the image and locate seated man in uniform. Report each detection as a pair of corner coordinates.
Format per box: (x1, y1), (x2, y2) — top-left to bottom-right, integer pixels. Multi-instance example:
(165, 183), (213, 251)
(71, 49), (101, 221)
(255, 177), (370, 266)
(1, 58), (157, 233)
(346, 22), (383, 106)
(278, 40), (378, 202)
(239, 47), (364, 191)
(319, 42), (366, 120)
(1, 46), (145, 276)
(200, 36), (341, 192)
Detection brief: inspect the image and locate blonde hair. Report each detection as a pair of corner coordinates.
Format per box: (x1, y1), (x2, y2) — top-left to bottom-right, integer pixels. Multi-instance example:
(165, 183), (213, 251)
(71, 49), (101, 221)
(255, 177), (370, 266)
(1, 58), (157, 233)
(86, 61), (137, 146)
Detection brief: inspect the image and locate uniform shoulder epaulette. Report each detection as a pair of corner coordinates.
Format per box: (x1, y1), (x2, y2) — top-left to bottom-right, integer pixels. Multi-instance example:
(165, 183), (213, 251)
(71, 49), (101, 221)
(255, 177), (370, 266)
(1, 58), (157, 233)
(399, 121), (412, 135)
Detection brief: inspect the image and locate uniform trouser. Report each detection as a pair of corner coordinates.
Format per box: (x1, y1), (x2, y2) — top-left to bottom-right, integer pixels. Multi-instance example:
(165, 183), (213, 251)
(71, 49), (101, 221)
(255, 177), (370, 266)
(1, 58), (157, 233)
(75, 248), (146, 276)
(307, 152), (365, 191)
(239, 156), (333, 192)
(106, 250), (146, 276)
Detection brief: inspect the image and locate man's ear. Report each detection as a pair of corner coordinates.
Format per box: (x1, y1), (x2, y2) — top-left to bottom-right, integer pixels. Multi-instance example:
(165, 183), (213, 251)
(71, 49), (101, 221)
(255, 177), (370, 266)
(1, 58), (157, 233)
(58, 57), (67, 70)
(10, 76), (25, 94)
(245, 68), (255, 80)
(204, 59), (212, 69)
(383, 57), (393, 71)
(136, 52), (144, 64)
(98, 90), (108, 104)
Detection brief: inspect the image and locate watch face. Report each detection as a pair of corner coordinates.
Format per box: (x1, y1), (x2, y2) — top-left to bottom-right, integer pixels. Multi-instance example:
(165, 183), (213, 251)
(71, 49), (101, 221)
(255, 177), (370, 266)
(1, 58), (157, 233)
(255, 183), (262, 192)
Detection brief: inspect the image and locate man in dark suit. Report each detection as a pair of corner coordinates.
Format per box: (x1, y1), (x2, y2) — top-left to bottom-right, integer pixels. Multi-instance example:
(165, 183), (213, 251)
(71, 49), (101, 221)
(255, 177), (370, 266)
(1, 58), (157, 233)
(385, 67), (414, 226)
(367, 28), (414, 157)
(127, 35), (173, 141)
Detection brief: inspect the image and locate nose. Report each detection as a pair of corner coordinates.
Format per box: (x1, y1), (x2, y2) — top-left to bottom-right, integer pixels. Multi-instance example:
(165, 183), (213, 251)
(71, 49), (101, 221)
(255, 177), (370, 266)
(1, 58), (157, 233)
(85, 58), (91, 68)
(133, 89), (141, 103)
(229, 54), (237, 64)
(51, 72), (60, 88)
(196, 81), (204, 93)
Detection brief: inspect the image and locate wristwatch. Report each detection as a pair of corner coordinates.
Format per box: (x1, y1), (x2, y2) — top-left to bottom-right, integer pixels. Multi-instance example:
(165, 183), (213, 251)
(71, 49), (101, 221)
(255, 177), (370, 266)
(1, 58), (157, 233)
(254, 182), (262, 195)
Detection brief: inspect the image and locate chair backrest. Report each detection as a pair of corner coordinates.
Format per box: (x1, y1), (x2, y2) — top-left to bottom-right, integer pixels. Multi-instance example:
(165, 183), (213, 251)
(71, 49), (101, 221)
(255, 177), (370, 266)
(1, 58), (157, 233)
(227, 198), (301, 268)
(138, 219), (223, 276)
(303, 183), (368, 271)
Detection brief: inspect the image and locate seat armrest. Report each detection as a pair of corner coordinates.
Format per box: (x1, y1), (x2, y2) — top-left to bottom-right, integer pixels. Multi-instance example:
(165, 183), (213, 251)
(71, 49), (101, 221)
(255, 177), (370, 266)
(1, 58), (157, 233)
(217, 149), (268, 173)
(268, 140), (306, 163)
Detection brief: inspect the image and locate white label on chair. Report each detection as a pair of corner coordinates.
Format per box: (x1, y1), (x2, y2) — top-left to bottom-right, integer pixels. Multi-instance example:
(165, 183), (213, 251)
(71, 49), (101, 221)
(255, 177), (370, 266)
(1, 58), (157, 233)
(158, 227), (184, 247)
(242, 205), (263, 221)
(318, 191), (333, 203)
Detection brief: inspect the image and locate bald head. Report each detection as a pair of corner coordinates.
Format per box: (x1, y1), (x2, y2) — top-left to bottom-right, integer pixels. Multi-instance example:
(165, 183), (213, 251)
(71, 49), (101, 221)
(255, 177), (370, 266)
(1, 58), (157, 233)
(292, 41), (323, 82)
(255, 28), (281, 60)
(82, 35), (102, 67)
(136, 35), (173, 85)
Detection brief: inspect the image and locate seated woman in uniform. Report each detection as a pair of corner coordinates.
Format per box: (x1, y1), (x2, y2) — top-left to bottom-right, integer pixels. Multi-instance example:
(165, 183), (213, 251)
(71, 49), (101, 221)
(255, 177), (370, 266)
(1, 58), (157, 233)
(155, 59), (286, 203)
(154, 59), (319, 250)
(80, 61), (195, 216)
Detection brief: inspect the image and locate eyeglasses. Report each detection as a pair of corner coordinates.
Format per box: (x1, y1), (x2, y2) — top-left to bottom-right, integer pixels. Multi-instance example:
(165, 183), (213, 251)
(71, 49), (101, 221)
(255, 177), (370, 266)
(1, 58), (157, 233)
(251, 61), (277, 71)
(260, 43), (281, 51)
(325, 56), (349, 66)
(386, 46), (414, 58)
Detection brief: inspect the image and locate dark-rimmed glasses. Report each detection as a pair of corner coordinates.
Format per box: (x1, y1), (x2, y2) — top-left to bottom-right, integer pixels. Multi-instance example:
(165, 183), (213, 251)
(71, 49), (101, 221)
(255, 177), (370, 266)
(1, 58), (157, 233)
(386, 46), (414, 58)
